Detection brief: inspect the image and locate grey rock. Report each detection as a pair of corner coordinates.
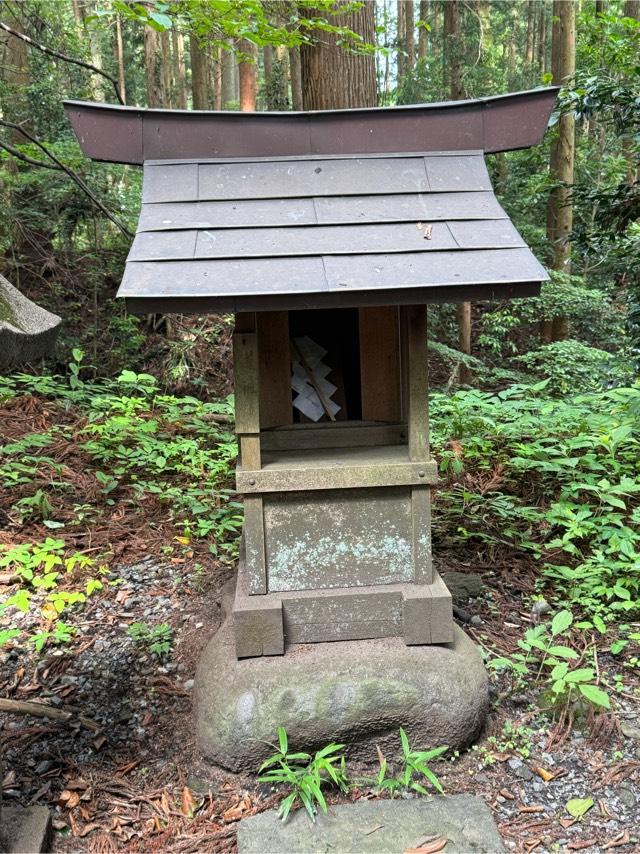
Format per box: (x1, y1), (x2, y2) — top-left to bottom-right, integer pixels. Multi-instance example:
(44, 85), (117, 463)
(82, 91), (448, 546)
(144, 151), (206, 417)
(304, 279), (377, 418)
(183, 679), (194, 691)
(237, 795), (505, 853)
(442, 572), (485, 601)
(620, 720), (640, 741)
(196, 619), (489, 772)
(514, 765), (534, 781)
(0, 275), (61, 371)
(617, 783), (636, 809)
(0, 805), (52, 853)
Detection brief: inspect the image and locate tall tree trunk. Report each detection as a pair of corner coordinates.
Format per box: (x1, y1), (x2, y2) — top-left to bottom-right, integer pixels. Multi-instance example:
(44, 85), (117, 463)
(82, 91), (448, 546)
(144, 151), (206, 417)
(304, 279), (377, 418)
(396, 0), (405, 83)
(144, 20), (164, 107)
(289, 46), (303, 110)
(404, 1), (415, 74)
(538, 1), (548, 75)
(444, 0), (469, 379)
(238, 39), (257, 111)
(622, 0), (639, 183)
(172, 27), (188, 109)
(190, 35), (209, 109)
(443, 0), (463, 99)
(544, 0), (575, 342)
(418, 0), (429, 60)
(525, 0), (535, 69)
(221, 46), (236, 107)
(82, 0), (105, 100)
(301, 3), (377, 109)
(547, 0), (575, 273)
(114, 13), (126, 104)
(213, 46), (222, 109)
(161, 29), (172, 107)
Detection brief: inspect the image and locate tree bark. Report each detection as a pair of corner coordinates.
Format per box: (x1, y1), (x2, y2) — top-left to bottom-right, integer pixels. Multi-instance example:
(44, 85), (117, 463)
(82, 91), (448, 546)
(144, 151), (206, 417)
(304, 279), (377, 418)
(83, 0), (105, 101)
(538, 1), (547, 75)
(144, 20), (164, 107)
(418, 0), (429, 60)
(525, 0), (535, 68)
(289, 46), (303, 110)
(397, 0), (405, 83)
(301, 3), (377, 109)
(622, 0), (639, 183)
(190, 35), (209, 109)
(544, 0), (575, 343)
(238, 39), (257, 111)
(172, 27), (188, 109)
(443, 0), (463, 99)
(114, 13), (126, 104)
(547, 0), (575, 275)
(161, 29), (172, 107)
(221, 46), (237, 107)
(444, 0), (469, 380)
(404, 1), (415, 74)
(213, 46), (222, 109)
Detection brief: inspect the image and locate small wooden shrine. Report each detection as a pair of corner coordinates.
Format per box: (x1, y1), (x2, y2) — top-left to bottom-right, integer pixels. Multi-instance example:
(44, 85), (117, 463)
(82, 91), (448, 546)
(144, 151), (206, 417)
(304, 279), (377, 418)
(66, 88), (557, 659)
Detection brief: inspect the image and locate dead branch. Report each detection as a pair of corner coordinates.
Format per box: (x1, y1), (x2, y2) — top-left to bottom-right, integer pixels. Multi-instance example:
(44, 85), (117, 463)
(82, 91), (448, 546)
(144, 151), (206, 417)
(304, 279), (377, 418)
(0, 139), (59, 170)
(0, 119), (134, 239)
(0, 20), (125, 105)
(0, 697), (99, 730)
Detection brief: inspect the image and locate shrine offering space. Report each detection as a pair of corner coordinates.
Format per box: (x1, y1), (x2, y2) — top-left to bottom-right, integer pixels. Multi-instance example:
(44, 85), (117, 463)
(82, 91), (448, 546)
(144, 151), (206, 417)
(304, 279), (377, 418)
(67, 87), (556, 765)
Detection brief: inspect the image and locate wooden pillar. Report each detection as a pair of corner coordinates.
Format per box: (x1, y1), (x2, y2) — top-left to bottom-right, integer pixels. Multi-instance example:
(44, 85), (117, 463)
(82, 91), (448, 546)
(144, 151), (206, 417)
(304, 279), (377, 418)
(234, 312), (266, 594)
(402, 305), (432, 587)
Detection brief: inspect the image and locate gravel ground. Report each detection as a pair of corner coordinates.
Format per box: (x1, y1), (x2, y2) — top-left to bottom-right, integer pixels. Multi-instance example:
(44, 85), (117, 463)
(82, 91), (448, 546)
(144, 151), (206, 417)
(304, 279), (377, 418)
(1, 556), (639, 853)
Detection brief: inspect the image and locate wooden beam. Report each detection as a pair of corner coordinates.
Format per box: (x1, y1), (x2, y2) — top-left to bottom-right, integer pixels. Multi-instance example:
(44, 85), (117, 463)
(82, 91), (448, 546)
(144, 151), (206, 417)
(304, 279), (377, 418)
(402, 305), (429, 460)
(258, 311), (292, 429)
(359, 306), (402, 421)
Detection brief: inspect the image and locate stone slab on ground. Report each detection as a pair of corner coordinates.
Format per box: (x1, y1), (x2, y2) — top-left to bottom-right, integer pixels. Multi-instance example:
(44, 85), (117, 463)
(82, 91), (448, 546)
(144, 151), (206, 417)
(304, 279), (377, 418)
(195, 617), (488, 772)
(0, 275), (61, 371)
(237, 795), (505, 853)
(0, 805), (52, 853)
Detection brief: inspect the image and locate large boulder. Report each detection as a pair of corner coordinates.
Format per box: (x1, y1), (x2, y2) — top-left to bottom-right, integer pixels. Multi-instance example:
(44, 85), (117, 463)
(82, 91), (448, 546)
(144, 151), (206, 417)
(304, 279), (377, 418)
(0, 275), (61, 371)
(195, 616), (489, 772)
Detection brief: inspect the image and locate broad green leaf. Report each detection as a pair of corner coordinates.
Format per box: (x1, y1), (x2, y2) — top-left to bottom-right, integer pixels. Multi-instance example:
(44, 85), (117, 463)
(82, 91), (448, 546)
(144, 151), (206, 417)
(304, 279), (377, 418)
(579, 684), (610, 709)
(547, 645), (578, 659)
(566, 797), (594, 819)
(278, 726), (288, 755)
(551, 609), (573, 637)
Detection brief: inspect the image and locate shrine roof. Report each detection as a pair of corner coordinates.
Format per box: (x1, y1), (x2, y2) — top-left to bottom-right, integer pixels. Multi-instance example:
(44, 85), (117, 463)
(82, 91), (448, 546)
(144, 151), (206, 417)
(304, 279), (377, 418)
(64, 89), (558, 313)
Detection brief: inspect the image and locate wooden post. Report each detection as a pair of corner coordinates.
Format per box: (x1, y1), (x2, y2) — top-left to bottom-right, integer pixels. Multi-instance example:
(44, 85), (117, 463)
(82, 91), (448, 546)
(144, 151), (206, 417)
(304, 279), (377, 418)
(234, 312), (266, 594)
(402, 305), (432, 586)
(403, 305), (429, 461)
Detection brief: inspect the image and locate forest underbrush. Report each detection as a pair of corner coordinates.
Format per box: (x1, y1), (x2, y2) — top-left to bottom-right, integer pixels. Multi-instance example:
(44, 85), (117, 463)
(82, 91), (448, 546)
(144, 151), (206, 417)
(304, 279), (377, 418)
(0, 366), (638, 852)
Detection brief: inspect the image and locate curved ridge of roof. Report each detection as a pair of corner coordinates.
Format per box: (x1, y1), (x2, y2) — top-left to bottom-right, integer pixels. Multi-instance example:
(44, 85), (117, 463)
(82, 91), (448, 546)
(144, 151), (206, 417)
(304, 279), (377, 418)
(64, 87), (559, 165)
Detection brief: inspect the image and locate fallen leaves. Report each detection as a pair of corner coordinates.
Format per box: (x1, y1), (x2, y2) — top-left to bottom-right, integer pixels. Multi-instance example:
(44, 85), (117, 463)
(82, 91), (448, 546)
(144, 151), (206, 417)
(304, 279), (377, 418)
(404, 835), (448, 853)
(222, 795), (252, 823)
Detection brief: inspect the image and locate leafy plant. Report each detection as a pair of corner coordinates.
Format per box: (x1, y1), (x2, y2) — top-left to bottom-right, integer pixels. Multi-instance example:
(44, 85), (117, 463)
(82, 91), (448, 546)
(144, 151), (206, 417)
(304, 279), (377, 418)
(490, 609), (610, 711)
(258, 727), (348, 822)
(128, 621), (173, 658)
(368, 729), (447, 797)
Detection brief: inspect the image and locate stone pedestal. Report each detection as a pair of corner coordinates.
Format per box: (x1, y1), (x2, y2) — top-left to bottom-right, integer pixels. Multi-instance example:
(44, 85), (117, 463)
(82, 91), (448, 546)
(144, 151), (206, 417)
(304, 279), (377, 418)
(237, 795), (505, 853)
(195, 599), (489, 772)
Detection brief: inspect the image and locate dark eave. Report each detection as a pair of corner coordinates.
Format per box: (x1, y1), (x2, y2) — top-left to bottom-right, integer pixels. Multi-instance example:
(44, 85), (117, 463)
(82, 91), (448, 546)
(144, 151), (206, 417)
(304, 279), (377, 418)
(64, 87), (559, 165)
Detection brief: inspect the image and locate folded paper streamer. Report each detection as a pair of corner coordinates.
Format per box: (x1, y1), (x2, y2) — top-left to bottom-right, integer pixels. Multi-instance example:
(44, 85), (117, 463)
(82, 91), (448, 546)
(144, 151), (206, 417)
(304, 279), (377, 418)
(291, 336), (340, 422)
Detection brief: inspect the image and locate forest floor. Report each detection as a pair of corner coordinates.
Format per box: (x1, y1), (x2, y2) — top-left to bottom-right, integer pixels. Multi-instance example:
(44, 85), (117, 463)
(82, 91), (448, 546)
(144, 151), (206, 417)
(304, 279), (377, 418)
(1, 391), (639, 854)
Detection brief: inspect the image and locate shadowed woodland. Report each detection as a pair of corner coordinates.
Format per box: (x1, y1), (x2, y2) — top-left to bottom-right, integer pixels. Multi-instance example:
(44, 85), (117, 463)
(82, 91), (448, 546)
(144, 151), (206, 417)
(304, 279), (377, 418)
(0, 1), (639, 852)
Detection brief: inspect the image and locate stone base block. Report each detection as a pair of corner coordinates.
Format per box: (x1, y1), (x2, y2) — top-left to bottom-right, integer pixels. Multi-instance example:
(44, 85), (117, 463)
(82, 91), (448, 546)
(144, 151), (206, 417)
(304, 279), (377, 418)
(195, 617), (489, 772)
(232, 560), (453, 658)
(0, 806), (52, 853)
(237, 795), (505, 853)
(0, 275), (61, 371)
